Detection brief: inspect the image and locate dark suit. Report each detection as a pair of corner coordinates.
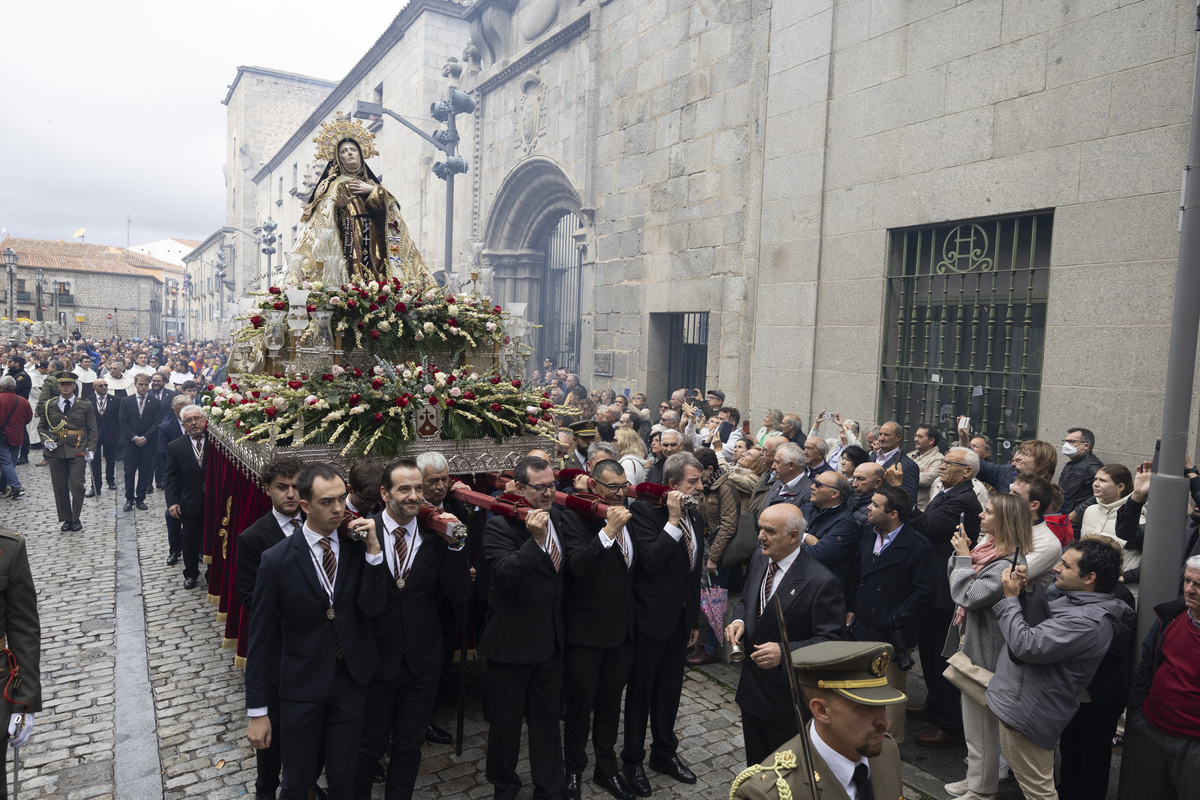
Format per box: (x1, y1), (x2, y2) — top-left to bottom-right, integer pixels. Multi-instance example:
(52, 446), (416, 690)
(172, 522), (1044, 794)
(907, 479), (982, 735)
(355, 513), (471, 800)
(876, 449), (920, 510)
(621, 500), (703, 768)
(236, 510), (300, 799)
(158, 414), (185, 555)
(763, 475), (812, 511)
(800, 502), (861, 606)
(479, 509), (567, 800)
(118, 392), (161, 502)
(147, 387), (175, 487)
(850, 523), (936, 649)
(164, 433), (206, 580)
(245, 530), (387, 800)
(732, 548), (844, 765)
(561, 507), (637, 781)
(89, 393), (120, 491)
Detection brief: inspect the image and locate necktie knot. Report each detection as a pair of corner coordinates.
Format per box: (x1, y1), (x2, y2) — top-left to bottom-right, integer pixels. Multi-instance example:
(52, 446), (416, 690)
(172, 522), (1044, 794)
(852, 762), (873, 800)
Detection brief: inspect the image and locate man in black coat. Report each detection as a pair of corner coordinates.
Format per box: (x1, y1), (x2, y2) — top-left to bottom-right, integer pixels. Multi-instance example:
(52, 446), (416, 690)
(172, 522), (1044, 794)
(245, 464), (387, 800)
(850, 484), (936, 743)
(762, 442), (812, 510)
(898, 445), (983, 748)
(158, 395), (188, 564)
(118, 373), (159, 511)
(873, 421), (920, 509)
(353, 457), (471, 800)
(726, 503), (845, 766)
(1059, 427), (1103, 533)
(235, 456), (305, 800)
(560, 459), (639, 800)
(88, 376), (121, 496)
(164, 405), (207, 589)
(147, 371), (176, 491)
(621, 452), (705, 795)
(479, 455), (567, 800)
(800, 472), (861, 606)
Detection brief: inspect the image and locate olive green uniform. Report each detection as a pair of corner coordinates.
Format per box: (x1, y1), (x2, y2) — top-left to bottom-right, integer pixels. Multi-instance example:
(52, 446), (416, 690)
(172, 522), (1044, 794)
(37, 389), (98, 525)
(0, 528), (42, 800)
(730, 733), (903, 800)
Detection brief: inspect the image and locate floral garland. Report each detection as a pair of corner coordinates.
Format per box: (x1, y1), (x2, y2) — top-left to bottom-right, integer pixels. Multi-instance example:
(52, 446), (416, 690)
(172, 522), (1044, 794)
(203, 363), (563, 457)
(247, 278), (509, 353)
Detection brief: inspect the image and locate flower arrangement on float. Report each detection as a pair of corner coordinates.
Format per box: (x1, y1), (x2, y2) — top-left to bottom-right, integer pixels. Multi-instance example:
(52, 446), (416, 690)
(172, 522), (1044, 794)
(201, 363), (563, 457)
(243, 277), (508, 353)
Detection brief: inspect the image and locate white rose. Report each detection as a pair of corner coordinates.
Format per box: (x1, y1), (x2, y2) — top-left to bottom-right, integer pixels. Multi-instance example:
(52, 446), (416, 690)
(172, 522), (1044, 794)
(381, 284), (393, 296)
(447, 304), (458, 315)
(423, 322), (435, 334)
(305, 395), (319, 406)
(378, 321), (391, 333)
(402, 370), (412, 379)
(449, 387), (462, 397)
(301, 281), (313, 290)
(273, 396), (289, 410)
(526, 406), (538, 414)
(373, 366), (386, 376)
(329, 296), (342, 307)
(424, 384), (435, 394)
(485, 322), (497, 331)
(368, 281), (380, 293)
(435, 373), (447, 387)
(311, 281), (324, 292)
(211, 407), (224, 419)
(331, 364), (345, 375)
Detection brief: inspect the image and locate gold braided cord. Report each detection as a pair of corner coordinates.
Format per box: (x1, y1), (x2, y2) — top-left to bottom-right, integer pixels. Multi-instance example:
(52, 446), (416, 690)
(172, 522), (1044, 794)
(728, 751), (797, 800)
(314, 112), (379, 163)
(816, 677), (888, 689)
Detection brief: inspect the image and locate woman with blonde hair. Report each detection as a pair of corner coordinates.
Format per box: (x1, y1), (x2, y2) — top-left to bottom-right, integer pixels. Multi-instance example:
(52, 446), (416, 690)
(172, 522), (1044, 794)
(754, 409), (783, 446)
(972, 438), (1058, 494)
(943, 493), (1033, 800)
(614, 427), (647, 485)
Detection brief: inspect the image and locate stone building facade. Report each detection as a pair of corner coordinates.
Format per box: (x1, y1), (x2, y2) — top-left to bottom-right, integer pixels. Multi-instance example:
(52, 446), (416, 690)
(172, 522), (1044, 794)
(221, 0), (1199, 467)
(0, 237), (182, 339)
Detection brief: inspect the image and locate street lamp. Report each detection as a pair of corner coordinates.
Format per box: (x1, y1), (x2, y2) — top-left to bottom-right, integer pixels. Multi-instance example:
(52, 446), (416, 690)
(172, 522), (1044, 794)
(353, 81), (476, 283)
(3, 247), (17, 322)
(34, 268), (45, 322)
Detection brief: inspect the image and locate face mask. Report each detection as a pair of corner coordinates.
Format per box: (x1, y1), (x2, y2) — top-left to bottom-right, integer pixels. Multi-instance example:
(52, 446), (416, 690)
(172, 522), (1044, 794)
(1062, 442), (1078, 458)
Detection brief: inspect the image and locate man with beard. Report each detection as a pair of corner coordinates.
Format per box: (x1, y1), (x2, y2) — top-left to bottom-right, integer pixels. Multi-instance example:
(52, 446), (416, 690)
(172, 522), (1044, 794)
(731, 641), (904, 800)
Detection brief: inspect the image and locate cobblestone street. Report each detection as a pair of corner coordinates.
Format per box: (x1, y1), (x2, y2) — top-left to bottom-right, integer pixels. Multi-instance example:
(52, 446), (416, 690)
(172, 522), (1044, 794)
(9, 459), (754, 799)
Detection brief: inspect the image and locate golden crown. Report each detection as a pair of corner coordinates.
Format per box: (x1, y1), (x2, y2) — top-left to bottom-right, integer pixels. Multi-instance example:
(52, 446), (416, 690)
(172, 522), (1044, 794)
(313, 112), (379, 163)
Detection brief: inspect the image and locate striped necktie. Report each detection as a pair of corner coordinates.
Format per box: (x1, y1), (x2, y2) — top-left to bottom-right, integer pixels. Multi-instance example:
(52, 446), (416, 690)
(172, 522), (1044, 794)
(393, 528), (409, 580)
(547, 534), (562, 572)
(759, 561), (778, 618)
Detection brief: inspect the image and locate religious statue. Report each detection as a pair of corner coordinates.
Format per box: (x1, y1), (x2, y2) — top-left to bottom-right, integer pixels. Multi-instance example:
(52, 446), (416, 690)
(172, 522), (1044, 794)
(286, 113), (433, 288)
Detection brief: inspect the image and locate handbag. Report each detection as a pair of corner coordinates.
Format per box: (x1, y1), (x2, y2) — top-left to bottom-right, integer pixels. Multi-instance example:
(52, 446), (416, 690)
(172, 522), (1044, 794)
(721, 510), (759, 566)
(943, 649), (993, 706)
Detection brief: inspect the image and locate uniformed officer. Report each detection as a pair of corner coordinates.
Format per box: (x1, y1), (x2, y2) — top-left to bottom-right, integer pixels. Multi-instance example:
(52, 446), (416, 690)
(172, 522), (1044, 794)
(562, 420), (597, 472)
(731, 641), (905, 800)
(0, 526), (41, 800)
(37, 372), (98, 532)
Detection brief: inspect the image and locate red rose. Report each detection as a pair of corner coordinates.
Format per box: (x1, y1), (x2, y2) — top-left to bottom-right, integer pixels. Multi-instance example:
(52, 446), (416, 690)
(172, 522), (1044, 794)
(512, 379), (522, 388)
(447, 318), (459, 328)
(241, 398), (251, 405)
(251, 390), (261, 398)
(235, 420), (243, 429)
(271, 375), (281, 380)
(268, 286), (281, 295)
(359, 289), (370, 298)
(429, 396), (439, 406)
(368, 303), (378, 312)
(349, 393), (361, 405)
(463, 391), (476, 400)
(393, 302), (406, 314)
(371, 378), (383, 390)
(347, 298), (357, 309)
(250, 315), (264, 329)
(273, 301), (286, 310)
(370, 330), (381, 340)
(207, 384), (215, 391)
(377, 294), (387, 303)
(502, 336), (511, 345)
(445, 295), (456, 304)
(527, 416), (537, 425)
(413, 299), (423, 307)
(394, 396), (409, 407)
(229, 384), (239, 392)
(445, 398), (456, 407)
(357, 322), (366, 331)
(392, 277), (401, 287)
(265, 406), (278, 418)
(445, 374), (455, 383)
(542, 392), (550, 398)
(542, 412), (553, 421)
(540, 401), (552, 409)
(321, 373), (334, 382)
(490, 375), (502, 384)
(492, 305), (502, 314)
(374, 412), (384, 423)
(491, 403), (502, 412)
(306, 304), (316, 313)
(287, 380), (303, 390)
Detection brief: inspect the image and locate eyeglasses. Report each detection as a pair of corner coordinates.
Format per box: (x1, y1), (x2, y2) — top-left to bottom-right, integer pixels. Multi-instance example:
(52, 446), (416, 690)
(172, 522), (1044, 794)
(593, 479), (630, 491)
(520, 481), (557, 495)
(1063, 438), (1084, 445)
(659, 404), (669, 410)
(942, 460), (968, 468)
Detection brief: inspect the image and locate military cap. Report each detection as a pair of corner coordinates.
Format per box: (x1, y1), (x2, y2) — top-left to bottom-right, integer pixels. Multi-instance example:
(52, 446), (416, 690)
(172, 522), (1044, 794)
(53, 371), (78, 384)
(791, 641), (906, 705)
(567, 419), (598, 438)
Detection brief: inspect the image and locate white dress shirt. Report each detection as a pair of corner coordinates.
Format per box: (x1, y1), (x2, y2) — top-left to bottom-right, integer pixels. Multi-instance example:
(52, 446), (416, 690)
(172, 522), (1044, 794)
(809, 720), (871, 799)
(380, 509), (422, 577)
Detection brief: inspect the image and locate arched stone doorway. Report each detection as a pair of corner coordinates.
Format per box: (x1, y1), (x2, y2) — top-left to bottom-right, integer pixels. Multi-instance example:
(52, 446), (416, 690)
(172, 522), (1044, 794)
(481, 156), (586, 372)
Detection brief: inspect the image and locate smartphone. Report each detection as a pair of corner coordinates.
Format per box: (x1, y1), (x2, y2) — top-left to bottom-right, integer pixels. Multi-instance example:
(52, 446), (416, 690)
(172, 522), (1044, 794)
(742, 419), (750, 436)
(624, 387), (630, 398)
(1152, 438), (1161, 473)
(958, 512), (965, 528)
(958, 416), (971, 431)
(1011, 544), (1021, 571)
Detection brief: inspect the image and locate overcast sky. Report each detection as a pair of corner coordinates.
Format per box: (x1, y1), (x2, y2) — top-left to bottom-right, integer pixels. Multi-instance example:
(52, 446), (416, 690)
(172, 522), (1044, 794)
(0, 1), (403, 249)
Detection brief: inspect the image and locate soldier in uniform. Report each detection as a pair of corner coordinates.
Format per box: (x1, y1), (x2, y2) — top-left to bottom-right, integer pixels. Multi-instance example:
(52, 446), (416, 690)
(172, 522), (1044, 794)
(37, 372), (98, 532)
(731, 641), (905, 800)
(0, 525), (41, 800)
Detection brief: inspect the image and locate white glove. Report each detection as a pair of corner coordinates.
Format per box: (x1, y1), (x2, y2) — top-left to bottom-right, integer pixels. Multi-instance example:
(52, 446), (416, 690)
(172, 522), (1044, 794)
(8, 713), (32, 747)
(43, 441), (56, 452)
(85, 451), (94, 462)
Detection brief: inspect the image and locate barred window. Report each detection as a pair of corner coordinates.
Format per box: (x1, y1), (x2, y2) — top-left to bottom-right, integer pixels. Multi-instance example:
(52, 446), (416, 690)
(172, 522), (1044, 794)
(879, 212), (1053, 456)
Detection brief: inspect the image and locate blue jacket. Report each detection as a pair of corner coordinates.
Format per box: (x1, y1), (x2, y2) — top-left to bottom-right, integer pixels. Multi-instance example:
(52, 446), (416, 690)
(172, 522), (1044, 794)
(802, 502), (861, 606)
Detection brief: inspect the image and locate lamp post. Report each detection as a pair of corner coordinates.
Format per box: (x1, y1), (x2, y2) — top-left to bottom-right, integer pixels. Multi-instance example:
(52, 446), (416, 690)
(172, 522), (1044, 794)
(34, 268), (45, 322)
(3, 248), (16, 322)
(353, 79), (476, 283)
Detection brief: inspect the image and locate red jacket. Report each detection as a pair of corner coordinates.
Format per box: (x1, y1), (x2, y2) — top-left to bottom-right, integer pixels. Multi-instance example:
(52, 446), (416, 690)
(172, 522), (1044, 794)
(0, 393), (33, 446)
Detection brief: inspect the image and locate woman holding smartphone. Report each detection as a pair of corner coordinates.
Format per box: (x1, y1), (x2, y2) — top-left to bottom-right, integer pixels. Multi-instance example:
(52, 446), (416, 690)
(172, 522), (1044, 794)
(942, 494), (1034, 800)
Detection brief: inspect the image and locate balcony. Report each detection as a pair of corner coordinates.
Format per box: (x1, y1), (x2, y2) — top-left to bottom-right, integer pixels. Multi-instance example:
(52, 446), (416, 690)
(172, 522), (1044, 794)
(56, 293), (75, 305)
(16, 291), (31, 302)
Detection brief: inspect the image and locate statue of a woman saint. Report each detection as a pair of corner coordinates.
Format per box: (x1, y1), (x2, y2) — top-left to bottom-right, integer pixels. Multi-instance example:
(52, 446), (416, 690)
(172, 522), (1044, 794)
(286, 113), (434, 288)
